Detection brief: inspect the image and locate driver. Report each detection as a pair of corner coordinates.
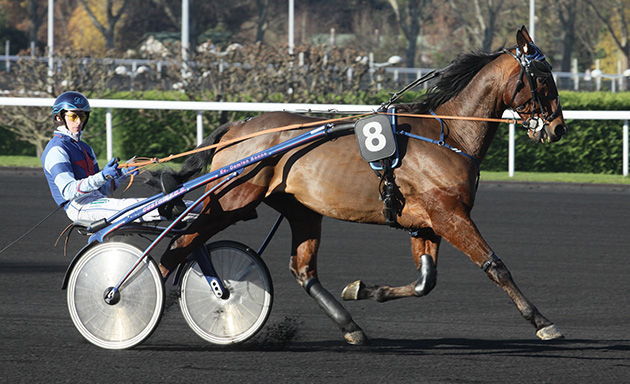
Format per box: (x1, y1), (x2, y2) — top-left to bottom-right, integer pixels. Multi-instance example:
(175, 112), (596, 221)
(41, 91), (199, 224)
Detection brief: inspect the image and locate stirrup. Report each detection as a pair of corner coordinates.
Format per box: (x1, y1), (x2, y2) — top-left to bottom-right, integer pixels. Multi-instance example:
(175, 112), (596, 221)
(158, 173), (186, 220)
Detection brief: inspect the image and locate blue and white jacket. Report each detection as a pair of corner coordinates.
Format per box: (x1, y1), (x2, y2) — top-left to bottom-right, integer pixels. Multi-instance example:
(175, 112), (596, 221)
(41, 130), (118, 207)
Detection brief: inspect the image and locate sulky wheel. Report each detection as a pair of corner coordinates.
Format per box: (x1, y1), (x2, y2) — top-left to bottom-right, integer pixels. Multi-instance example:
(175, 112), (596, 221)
(179, 241), (273, 345)
(66, 241), (164, 349)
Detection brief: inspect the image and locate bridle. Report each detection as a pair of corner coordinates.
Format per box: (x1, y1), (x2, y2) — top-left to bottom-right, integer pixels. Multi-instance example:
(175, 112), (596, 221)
(505, 44), (562, 138)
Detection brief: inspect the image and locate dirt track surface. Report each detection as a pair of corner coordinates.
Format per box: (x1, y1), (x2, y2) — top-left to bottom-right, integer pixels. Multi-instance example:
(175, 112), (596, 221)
(1, 167), (629, 383)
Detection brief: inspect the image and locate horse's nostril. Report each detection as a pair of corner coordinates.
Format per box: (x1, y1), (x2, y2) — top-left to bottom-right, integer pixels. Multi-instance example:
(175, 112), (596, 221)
(554, 125), (567, 136)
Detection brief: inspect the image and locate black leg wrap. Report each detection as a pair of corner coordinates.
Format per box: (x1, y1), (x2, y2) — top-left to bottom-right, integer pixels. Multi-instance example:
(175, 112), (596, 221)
(158, 173), (186, 219)
(304, 277), (352, 327)
(414, 254), (437, 296)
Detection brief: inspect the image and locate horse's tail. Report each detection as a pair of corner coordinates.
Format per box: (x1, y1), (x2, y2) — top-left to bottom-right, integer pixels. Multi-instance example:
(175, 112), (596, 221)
(142, 121), (233, 191)
(176, 121), (233, 183)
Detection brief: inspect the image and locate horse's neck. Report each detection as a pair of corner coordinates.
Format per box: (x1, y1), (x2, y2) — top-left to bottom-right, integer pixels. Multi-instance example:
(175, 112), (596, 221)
(438, 55), (514, 162)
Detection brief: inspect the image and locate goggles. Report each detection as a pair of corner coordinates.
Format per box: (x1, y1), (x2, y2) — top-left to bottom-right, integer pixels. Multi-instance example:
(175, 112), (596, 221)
(65, 111), (88, 122)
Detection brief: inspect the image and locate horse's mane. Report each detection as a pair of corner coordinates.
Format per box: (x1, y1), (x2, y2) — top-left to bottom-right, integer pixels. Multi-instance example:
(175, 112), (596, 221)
(397, 49), (505, 114)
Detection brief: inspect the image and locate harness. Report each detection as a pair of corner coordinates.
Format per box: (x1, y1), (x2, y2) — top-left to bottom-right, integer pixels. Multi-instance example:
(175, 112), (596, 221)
(505, 45), (561, 139)
(398, 110), (480, 170)
(355, 107), (480, 228)
(357, 45), (560, 227)
(118, 47), (558, 229)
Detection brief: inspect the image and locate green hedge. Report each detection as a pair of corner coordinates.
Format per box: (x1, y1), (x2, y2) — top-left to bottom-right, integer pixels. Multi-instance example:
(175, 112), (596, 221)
(483, 92), (630, 174)
(4, 90), (630, 174)
(0, 129), (36, 156)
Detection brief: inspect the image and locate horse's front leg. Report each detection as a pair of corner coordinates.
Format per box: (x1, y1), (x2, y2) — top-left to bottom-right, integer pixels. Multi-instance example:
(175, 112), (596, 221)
(434, 201), (564, 340)
(342, 228), (441, 302)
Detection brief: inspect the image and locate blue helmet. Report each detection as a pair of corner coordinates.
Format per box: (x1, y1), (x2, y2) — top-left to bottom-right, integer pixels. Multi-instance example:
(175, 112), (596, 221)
(52, 91), (91, 127)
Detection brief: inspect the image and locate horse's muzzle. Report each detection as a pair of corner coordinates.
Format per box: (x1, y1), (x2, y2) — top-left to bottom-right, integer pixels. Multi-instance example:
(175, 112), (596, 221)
(547, 122), (568, 143)
(528, 122), (567, 143)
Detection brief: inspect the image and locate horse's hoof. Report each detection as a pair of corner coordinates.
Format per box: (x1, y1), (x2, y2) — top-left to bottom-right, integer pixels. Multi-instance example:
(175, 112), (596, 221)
(344, 329), (369, 345)
(341, 280), (364, 301)
(536, 324), (564, 340)
(341, 322), (369, 345)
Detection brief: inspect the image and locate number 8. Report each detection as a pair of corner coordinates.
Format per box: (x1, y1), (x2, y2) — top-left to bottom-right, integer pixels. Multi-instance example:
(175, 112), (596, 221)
(363, 121), (387, 152)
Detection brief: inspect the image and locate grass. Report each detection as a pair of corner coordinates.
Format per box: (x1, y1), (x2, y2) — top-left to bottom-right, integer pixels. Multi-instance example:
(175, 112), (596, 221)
(0, 156), (43, 168)
(480, 171), (630, 185)
(2, 155), (630, 185)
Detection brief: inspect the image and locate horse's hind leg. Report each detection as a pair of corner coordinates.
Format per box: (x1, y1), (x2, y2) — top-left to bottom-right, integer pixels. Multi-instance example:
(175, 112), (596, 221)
(342, 228), (441, 302)
(271, 197), (368, 345)
(159, 181), (266, 276)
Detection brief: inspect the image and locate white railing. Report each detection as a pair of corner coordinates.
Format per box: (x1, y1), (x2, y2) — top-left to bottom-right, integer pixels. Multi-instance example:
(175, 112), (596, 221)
(1, 97), (629, 176)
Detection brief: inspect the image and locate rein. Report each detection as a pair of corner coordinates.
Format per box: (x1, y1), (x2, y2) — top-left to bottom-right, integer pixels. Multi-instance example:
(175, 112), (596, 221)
(385, 112), (519, 124)
(118, 53), (524, 171)
(119, 113), (371, 169)
(0, 205), (62, 256)
(119, 112), (520, 171)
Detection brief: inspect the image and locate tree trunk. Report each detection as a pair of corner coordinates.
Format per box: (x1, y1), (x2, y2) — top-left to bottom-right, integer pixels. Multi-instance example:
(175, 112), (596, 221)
(255, 0), (269, 43)
(405, 38), (417, 68)
(388, 0), (426, 68)
(28, 0), (48, 50)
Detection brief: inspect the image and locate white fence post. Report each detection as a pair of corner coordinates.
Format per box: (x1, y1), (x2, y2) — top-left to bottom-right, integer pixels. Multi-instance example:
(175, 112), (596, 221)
(572, 58), (579, 91)
(106, 108), (113, 160)
(624, 119), (628, 177)
(509, 123), (515, 177)
(196, 111), (204, 146)
(4, 40), (9, 73)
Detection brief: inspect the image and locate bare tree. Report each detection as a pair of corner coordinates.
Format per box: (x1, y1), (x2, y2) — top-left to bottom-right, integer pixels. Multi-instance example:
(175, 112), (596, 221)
(142, 0), (252, 48)
(471, 0), (504, 51)
(27, 0), (48, 49)
(387, 0), (433, 67)
(149, 0), (178, 26)
(447, 0), (508, 52)
(255, 0), (270, 43)
(77, 0), (131, 51)
(586, 0), (630, 71)
(0, 49), (110, 156)
(551, 0), (580, 88)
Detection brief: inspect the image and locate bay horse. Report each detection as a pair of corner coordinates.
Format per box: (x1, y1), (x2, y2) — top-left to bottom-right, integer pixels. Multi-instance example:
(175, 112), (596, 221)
(155, 26), (567, 345)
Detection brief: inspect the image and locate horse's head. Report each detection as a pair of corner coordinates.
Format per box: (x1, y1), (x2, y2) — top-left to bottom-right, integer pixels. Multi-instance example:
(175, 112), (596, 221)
(505, 26), (568, 143)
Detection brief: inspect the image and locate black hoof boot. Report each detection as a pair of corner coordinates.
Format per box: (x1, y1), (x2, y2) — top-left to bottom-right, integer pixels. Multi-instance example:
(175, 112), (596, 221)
(158, 173), (186, 219)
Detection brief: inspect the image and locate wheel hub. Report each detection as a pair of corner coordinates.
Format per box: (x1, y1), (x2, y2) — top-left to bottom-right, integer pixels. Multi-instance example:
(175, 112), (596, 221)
(103, 287), (121, 305)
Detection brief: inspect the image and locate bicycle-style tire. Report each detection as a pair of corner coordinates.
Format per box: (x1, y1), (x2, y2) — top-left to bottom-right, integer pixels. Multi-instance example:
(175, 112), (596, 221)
(179, 241), (273, 345)
(66, 241), (164, 349)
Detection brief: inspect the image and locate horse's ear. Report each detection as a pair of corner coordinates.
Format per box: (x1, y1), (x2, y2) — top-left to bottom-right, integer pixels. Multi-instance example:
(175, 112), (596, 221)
(516, 25), (533, 54)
